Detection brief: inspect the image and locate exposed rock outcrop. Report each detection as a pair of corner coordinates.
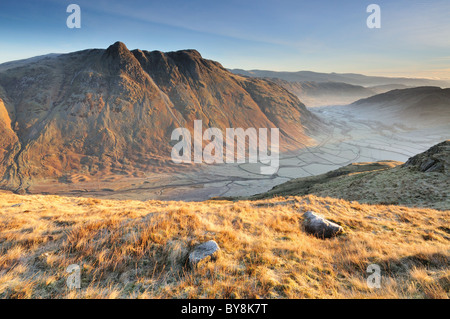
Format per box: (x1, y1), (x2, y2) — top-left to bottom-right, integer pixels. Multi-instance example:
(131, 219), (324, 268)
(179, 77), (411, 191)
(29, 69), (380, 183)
(403, 140), (449, 174)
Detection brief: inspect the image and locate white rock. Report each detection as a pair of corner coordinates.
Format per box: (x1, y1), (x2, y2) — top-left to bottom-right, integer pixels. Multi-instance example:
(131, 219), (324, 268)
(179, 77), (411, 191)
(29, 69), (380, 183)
(188, 240), (220, 267)
(303, 211), (343, 238)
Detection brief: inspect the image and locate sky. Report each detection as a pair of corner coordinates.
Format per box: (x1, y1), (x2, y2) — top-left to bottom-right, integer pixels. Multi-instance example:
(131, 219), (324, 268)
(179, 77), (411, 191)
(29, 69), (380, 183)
(0, 0), (449, 79)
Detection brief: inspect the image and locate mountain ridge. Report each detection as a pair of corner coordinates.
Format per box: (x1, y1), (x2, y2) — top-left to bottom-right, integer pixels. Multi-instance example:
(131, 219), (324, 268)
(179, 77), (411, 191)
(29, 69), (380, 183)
(230, 69), (450, 87)
(0, 42), (322, 192)
(230, 69), (449, 107)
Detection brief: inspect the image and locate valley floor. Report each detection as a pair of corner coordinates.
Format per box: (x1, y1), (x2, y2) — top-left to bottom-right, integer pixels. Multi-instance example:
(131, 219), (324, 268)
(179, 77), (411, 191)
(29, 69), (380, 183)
(0, 192), (448, 299)
(27, 105), (450, 201)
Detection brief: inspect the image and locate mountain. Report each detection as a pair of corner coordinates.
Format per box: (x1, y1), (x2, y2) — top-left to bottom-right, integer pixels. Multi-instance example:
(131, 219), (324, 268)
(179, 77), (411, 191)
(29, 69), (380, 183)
(350, 86), (450, 127)
(248, 140), (450, 210)
(230, 69), (450, 107)
(266, 79), (378, 106)
(0, 42), (321, 192)
(230, 69), (450, 88)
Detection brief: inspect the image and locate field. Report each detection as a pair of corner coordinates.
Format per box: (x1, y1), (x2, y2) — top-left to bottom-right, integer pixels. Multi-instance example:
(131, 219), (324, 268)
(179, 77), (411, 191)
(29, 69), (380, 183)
(0, 191), (448, 299)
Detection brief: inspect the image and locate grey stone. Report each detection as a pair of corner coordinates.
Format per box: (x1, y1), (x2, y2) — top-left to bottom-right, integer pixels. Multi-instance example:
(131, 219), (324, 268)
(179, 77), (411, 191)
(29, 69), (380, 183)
(189, 240), (220, 267)
(420, 159), (436, 172)
(303, 211), (343, 239)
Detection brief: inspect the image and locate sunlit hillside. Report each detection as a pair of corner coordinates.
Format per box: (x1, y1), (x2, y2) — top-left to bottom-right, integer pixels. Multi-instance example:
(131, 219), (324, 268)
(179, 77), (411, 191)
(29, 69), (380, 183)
(0, 191), (448, 299)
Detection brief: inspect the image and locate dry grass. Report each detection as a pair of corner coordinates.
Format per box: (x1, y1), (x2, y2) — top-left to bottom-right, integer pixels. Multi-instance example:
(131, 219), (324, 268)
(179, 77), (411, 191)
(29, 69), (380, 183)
(0, 192), (448, 299)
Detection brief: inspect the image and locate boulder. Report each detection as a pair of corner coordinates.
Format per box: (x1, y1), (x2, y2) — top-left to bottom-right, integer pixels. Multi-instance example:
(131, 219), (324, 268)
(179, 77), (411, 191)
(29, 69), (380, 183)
(303, 211), (343, 238)
(188, 240), (220, 268)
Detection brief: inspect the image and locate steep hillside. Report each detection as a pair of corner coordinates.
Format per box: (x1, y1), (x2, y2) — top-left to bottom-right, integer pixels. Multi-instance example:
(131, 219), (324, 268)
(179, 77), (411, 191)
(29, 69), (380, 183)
(0, 42), (322, 192)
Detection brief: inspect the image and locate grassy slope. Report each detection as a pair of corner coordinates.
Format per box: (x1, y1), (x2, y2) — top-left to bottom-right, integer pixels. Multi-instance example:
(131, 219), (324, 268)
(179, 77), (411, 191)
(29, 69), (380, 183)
(0, 192), (448, 299)
(248, 161), (449, 211)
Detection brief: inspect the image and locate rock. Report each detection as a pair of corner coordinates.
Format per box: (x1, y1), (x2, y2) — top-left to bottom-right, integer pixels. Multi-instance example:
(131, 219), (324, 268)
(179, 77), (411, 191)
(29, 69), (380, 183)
(188, 240), (220, 268)
(303, 211), (343, 239)
(403, 140), (449, 173)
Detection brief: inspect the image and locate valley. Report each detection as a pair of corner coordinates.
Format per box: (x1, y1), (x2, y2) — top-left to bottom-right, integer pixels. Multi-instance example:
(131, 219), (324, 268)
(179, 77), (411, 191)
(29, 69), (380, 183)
(1, 0), (450, 301)
(0, 45), (448, 300)
(1, 44), (448, 203)
(25, 102), (449, 202)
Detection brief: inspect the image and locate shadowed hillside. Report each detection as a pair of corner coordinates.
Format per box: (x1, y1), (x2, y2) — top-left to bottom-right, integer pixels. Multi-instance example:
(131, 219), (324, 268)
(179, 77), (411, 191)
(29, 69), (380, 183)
(350, 87), (450, 127)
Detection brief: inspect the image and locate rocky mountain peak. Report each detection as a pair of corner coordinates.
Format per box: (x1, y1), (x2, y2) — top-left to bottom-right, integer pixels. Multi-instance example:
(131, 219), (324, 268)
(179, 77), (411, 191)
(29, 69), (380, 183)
(102, 41), (137, 66)
(168, 49), (202, 59)
(104, 41), (130, 57)
(101, 41), (146, 79)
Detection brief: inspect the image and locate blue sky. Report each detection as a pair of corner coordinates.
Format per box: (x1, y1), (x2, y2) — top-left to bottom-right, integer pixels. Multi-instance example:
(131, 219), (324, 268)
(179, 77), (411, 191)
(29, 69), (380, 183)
(0, 0), (449, 78)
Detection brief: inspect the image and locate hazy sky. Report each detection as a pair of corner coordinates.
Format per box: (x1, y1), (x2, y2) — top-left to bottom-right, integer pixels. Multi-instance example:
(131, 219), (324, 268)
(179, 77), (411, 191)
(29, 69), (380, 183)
(1, 0), (449, 79)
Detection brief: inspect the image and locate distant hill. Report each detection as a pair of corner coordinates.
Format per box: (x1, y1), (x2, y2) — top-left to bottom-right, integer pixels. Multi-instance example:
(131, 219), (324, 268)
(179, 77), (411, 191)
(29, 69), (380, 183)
(229, 69), (444, 106)
(0, 42), (322, 192)
(230, 69), (450, 88)
(350, 86), (450, 126)
(248, 140), (450, 210)
(266, 79), (378, 106)
(370, 84), (410, 94)
(0, 54), (61, 72)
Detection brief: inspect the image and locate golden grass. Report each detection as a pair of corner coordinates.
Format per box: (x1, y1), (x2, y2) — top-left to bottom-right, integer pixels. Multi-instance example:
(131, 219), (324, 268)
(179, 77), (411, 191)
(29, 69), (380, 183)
(248, 161), (449, 211)
(0, 192), (448, 299)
